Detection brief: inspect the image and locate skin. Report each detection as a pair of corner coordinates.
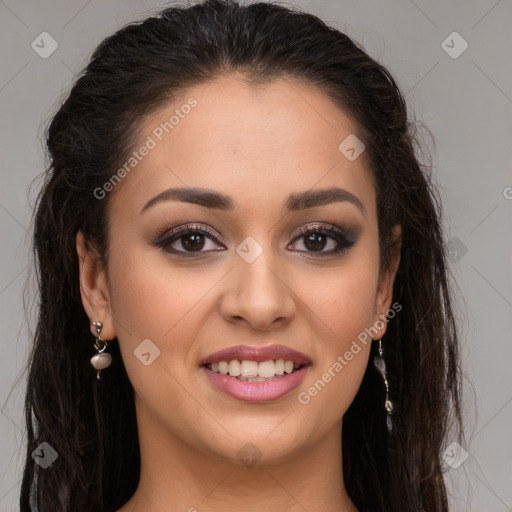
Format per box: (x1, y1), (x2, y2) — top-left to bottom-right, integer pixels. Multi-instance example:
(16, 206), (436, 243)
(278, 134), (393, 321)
(77, 74), (401, 512)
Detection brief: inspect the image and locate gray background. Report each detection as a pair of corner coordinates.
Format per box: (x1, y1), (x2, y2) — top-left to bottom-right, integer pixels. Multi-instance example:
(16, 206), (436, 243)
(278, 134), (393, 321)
(1, 0), (511, 510)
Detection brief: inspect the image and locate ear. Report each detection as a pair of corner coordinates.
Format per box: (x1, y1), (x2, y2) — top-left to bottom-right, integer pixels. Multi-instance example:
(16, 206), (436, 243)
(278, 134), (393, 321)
(76, 230), (116, 340)
(373, 225), (402, 337)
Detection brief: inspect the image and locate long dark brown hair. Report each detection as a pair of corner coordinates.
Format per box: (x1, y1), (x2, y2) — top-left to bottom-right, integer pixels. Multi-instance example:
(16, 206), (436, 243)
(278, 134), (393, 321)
(20, 1), (464, 510)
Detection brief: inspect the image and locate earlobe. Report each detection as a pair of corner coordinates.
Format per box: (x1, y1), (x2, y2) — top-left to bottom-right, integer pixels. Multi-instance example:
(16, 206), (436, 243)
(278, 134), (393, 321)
(76, 230), (116, 340)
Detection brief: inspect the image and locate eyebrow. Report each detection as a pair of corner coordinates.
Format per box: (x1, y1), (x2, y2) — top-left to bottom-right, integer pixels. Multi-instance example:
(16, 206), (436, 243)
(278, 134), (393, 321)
(141, 186), (365, 215)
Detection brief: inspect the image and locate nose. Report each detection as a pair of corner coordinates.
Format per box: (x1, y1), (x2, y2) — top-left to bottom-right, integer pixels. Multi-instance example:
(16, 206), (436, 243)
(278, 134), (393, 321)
(220, 253), (296, 331)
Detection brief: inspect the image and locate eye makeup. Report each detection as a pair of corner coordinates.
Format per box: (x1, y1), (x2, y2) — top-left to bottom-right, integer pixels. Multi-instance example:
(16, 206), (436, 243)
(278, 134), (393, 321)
(152, 220), (360, 258)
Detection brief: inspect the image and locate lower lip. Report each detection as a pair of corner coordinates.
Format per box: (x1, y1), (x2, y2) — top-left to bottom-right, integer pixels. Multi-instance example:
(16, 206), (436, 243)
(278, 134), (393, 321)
(201, 365), (310, 403)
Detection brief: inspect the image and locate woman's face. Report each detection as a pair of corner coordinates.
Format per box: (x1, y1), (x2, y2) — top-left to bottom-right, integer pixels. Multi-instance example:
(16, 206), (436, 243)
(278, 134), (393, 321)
(78, 74), (399, 466)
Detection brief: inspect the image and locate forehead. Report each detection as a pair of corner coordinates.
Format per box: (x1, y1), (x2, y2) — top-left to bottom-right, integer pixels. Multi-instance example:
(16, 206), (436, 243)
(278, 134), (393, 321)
(108, 74), (375, 219)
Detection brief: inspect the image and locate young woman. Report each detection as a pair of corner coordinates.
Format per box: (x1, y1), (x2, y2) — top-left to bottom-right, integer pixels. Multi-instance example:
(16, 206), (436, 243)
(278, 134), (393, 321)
(20, 1), (464, 510)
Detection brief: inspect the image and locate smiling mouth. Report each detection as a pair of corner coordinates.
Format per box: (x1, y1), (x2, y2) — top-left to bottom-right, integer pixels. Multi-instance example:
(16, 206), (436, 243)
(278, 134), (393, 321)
(202, 359), (308, 381)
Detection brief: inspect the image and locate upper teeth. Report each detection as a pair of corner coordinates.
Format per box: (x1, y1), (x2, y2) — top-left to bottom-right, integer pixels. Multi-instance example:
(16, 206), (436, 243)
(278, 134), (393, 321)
(208, 359), (300, 378)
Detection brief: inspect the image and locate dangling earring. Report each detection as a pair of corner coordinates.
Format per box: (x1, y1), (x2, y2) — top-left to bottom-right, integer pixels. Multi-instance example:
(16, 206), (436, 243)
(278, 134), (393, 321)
(90, 321), (112, 380)
(373, 336), (393, 433)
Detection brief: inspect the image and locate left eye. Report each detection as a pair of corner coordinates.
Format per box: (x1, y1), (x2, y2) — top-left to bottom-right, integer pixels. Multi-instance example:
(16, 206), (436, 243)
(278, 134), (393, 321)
(288, 225), (355, 255)
(155, 223), (355, 257)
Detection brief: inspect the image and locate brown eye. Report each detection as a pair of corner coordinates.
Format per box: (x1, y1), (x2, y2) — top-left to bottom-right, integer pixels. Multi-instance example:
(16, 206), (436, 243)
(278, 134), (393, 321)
(155, 224), (225, 256)
(302, 231), (331, 252)
(288, 224), (356, 256)
(180, 232), (206, 251)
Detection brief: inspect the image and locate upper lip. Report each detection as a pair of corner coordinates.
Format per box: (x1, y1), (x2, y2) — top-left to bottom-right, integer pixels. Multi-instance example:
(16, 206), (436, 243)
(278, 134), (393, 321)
(201, 344), (311, 365)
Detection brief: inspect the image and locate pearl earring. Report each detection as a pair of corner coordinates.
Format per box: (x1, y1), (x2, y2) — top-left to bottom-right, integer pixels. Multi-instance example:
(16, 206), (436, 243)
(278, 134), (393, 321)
(90, 321), (112, 380)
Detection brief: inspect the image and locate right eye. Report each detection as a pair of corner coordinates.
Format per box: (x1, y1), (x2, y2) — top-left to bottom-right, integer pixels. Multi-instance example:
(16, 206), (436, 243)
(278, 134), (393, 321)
(155, 223), (226, 256)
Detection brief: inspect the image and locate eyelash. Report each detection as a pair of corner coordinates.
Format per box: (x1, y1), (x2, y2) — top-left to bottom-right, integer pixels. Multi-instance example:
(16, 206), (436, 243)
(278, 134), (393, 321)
(154, 223), (356, 258)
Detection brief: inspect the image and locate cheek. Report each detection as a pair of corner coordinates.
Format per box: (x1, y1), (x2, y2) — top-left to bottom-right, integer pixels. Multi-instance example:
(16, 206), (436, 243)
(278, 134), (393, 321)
(311, 247), (380, 347)
(107, 238), (211, 335)
(105, 242), (209, 375)
(105, 246), (210, 431)
(297, 246), (379, 416)
(329, 265), (378, 342)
